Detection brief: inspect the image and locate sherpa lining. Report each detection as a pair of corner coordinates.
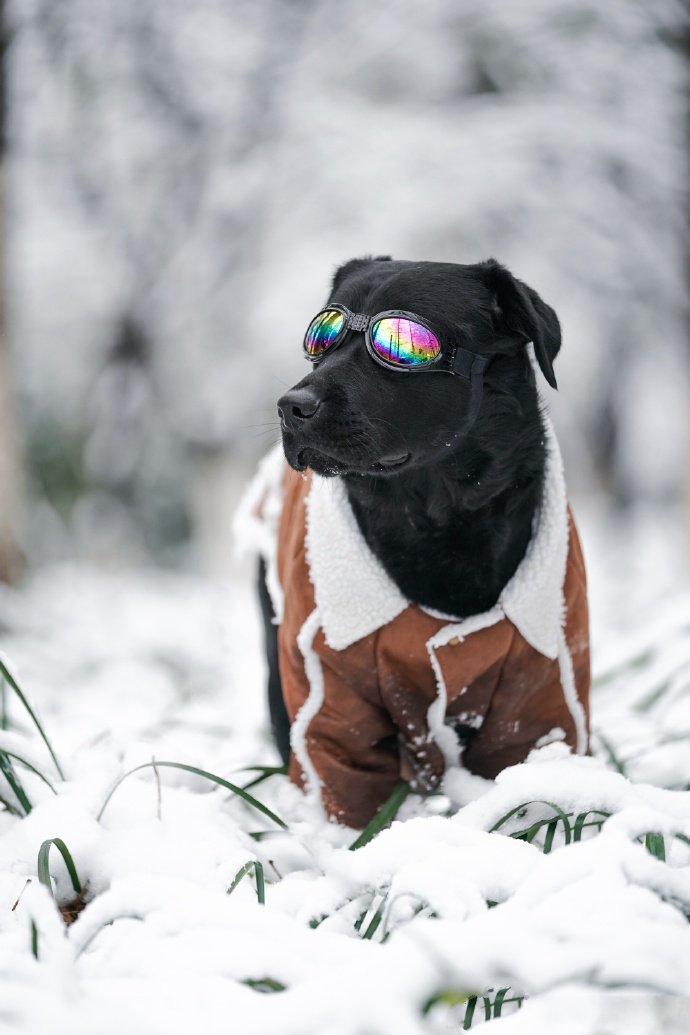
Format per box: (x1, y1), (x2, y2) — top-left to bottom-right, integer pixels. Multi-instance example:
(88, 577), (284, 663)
(304, 477), (408, 651)
(304, 417), (569, 659)
(500, 418), (569, 659)
(232, 442), (287, 622)
(291, 607), (327, 811)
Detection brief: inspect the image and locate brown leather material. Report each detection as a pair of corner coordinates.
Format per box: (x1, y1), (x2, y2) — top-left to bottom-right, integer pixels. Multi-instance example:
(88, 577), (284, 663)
(276, 466), (591, 829)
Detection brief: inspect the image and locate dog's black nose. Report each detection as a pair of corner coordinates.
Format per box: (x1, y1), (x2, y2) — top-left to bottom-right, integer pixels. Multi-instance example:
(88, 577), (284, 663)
(278, 386), (321, 427)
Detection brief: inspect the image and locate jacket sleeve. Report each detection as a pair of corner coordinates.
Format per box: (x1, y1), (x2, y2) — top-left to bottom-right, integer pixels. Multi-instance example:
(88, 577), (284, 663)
(461, 633), (581, 776)
(463, 573), (591, 776)
(282, 624), (401, 829)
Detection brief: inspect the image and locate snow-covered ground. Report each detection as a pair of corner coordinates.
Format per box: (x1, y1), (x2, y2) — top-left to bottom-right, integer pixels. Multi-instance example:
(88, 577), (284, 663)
(0, 502), (689, 1034)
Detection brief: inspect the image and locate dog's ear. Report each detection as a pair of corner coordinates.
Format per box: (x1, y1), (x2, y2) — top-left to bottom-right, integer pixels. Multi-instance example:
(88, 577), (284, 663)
(330, 255), (392, 296)
(478, 259), (561, 390)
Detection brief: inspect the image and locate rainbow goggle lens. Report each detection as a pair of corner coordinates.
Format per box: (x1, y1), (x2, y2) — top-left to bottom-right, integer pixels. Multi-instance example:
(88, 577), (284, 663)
(303, 304), (448, 372)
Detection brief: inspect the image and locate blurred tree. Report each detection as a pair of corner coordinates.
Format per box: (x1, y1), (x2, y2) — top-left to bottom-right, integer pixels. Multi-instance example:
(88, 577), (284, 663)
(5, 0), (689, 566)
(8, 0), (316, 564)
(0, 0), (25, 583)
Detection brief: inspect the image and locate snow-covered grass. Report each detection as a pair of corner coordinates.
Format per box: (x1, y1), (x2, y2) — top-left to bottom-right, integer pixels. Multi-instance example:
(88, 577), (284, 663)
(0, 507), (689, 1034)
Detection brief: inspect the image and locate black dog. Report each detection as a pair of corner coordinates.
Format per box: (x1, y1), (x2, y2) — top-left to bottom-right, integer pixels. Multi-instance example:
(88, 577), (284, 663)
(260, 256), (562, 764)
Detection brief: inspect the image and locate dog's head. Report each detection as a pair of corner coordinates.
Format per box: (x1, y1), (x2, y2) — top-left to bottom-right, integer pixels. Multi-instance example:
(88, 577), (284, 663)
(278, 257), (561, 480)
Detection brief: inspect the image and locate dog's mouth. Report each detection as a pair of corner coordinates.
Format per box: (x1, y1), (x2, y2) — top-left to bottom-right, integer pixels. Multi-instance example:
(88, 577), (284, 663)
(367, 451), (410, 473)
(294, 447), (410, 477)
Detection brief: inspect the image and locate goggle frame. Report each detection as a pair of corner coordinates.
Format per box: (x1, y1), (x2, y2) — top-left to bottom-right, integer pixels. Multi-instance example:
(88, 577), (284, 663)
(303, 303), (491, 383)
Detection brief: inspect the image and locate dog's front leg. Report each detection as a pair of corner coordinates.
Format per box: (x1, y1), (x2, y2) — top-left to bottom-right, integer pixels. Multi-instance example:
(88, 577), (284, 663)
(397, 735), (445, 793)
(380, 686), (447, 795)
(282, 645), (407, 829)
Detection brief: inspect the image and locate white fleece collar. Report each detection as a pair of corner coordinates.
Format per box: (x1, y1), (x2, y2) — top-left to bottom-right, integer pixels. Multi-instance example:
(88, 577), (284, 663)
(305, 477), (408, 650)
(305, 417), (569, 659)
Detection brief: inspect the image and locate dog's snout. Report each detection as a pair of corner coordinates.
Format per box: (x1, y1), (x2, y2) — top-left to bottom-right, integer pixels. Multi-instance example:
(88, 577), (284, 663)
(278, 386), (322, 427)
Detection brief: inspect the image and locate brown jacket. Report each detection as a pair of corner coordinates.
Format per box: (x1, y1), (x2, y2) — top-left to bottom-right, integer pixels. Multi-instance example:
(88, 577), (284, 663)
(243, 424), (590, 829)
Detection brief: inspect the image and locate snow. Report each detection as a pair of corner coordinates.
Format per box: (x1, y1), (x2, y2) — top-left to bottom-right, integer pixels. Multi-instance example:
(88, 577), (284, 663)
(0, 504), (689, 1033)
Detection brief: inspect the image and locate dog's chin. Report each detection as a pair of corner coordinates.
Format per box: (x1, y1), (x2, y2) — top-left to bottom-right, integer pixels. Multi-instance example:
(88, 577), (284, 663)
(281, 441), (343, 477)
(297, 448), (348, 478)
(283, 441), (411, 478)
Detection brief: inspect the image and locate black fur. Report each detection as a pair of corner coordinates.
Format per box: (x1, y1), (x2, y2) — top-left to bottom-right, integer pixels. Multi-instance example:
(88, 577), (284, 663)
(266, 257), (561, 759)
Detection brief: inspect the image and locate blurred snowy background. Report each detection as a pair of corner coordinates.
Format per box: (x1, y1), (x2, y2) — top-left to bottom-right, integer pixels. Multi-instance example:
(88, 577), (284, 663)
(0, 0), (687, 577)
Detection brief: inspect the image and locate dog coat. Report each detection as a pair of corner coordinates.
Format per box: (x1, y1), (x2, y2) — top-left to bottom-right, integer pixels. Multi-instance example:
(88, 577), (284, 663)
(237, 420), (590, 828)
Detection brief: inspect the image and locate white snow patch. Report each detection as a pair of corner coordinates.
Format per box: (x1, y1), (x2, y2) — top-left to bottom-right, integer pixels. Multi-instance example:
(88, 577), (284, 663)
(0, 549), (688, 1033)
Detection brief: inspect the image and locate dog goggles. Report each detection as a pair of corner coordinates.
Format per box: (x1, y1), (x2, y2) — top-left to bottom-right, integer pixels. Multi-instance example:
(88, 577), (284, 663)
(303, 303), (490, 421)
(304, 301), (487, 374)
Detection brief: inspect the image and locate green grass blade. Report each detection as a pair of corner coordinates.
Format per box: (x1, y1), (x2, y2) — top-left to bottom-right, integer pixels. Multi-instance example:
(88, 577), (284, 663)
(595, 733), (627, 775)
(491, 800), (572, 845)
(0, 751), (32, 815)
(97, 761), (287, 829)
(634, 681), (672, 713)
(514, 818), (548, 843)
(3, 752), (58, 795)
(551, 808), (571, 846)
(349, 781), (410, 850)
(645, 832), (666, 862)
(242, 977), (286, 993)
(37, 837), (82, 897)
(574, 810), (610, 841)
(0, 657), (64, 780)
(361, 898), (385, 940)
(254, 861), (265, 904)
(238, 765), (288, 791)
(489, 801), (536, 832)
(463, 996), (478, 1029)
(0, 673), (7, 730)
(226, 861), (266, 904)
(238, 766), (288, 777)
(493, 988), (508, 1017)
(543, 819), (558, 854)
(227, 862), (253, 896)
(573, 811), (587, 841)
(353, 908), (367, 933)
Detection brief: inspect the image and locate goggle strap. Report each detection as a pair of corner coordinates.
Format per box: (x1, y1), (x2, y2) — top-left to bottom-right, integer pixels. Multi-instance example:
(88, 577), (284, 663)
(470, 355), (489, 425)
(450, 347), (478, 379)
(455, 335), (527, 427)
(450, 348), (489, 426)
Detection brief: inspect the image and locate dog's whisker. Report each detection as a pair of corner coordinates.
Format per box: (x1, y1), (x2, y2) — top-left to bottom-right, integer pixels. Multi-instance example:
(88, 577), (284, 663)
(250, 432), (283, 445)
(243, 420), (282, 430)
(269, 374), (293, 389)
